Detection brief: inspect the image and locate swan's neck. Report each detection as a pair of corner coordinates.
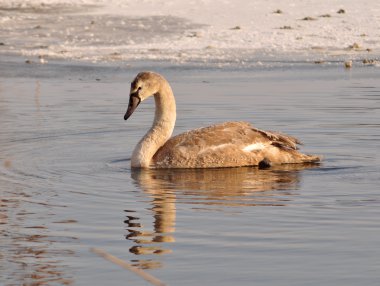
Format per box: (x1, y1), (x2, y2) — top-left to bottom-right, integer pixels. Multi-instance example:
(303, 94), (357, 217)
(131, 82), (176, 168)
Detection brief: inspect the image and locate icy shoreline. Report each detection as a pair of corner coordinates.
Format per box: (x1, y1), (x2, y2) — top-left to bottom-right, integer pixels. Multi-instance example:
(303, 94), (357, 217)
(1, 0), (379, 65)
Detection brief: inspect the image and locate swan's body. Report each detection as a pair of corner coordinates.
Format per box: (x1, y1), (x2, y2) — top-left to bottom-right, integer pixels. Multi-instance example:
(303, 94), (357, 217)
(124, 72), (320, 169)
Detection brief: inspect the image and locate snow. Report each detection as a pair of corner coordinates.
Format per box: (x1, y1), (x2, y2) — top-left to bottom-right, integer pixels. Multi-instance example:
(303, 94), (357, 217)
(0, 0), (379, 65)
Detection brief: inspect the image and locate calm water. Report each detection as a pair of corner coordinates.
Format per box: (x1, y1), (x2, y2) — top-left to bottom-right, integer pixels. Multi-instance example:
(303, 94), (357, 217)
(1, 60), (380, 286)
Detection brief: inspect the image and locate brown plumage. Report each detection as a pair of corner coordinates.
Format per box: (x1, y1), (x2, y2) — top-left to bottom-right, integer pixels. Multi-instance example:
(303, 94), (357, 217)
(124, 72), (321, 169)
(153, 121), (320, 168)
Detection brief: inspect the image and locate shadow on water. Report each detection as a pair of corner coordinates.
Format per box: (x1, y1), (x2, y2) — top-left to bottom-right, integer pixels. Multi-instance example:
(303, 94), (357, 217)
(125, 164), (318, 269)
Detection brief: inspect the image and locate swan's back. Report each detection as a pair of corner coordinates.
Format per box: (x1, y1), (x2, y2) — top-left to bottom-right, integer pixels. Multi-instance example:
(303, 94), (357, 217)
(152, 121), (320, 168)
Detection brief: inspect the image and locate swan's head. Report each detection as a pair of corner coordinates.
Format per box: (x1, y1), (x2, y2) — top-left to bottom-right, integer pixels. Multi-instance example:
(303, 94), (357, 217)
(124, 71), (163, 120)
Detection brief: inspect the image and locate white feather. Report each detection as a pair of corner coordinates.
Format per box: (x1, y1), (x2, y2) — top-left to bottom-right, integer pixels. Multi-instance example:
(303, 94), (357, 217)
(242, 143), (266, 152)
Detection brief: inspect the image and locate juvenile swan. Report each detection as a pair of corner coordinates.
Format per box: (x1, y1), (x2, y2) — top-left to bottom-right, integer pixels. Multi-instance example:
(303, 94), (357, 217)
(124, 71), (320, 168)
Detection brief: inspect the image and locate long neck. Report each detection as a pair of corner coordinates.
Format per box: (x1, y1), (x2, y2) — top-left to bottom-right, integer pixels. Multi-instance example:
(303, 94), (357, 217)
(131, 82), (176, 168)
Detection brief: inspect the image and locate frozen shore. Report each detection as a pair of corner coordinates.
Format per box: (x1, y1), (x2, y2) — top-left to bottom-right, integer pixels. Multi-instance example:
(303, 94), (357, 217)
(0, 0), (379, 65)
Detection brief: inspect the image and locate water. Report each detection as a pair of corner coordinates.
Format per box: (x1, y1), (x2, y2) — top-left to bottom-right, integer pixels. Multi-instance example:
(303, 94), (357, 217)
(1, 60), (380, 286)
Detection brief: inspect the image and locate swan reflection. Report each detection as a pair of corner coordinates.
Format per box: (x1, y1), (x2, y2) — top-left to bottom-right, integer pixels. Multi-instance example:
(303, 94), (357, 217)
(125, 164), (317, 269)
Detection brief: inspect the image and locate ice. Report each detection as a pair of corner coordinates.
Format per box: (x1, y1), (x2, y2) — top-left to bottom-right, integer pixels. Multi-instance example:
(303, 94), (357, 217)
(0, 0), (379, 65)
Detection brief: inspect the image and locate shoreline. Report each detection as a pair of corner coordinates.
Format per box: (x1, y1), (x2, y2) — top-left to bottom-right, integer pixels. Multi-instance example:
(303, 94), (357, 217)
(1, 53), (379, 80)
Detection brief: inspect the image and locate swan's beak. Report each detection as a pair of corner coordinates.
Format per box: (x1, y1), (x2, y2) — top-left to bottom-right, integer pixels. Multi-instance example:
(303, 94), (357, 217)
(124, 94), (141, 120)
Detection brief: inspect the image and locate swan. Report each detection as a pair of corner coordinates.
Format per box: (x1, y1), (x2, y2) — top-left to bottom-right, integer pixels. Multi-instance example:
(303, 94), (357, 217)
(124, 71), (320, 169)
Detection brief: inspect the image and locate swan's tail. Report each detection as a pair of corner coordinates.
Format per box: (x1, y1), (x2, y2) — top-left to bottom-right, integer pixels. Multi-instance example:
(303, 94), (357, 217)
(300, 153), (322, 163)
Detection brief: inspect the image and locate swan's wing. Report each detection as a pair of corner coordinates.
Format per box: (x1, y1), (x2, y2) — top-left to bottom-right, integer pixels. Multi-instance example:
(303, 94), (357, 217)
(152, 121), (308, 168)
(252, 128), (302, 150)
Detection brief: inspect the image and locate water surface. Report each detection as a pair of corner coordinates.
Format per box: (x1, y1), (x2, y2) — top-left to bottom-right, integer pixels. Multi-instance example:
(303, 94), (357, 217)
(1, 61), (379, 285)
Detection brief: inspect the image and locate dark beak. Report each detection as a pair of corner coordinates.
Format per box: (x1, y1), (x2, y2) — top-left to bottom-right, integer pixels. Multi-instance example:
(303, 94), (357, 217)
(124, 94), (141, 120)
